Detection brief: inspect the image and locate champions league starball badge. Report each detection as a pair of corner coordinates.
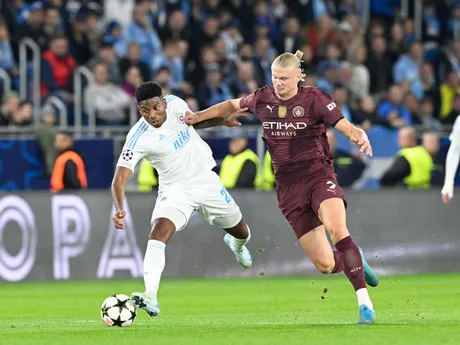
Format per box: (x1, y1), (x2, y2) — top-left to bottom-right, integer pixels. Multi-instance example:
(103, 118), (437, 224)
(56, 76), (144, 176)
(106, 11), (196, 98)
(121, 149), (134, 161)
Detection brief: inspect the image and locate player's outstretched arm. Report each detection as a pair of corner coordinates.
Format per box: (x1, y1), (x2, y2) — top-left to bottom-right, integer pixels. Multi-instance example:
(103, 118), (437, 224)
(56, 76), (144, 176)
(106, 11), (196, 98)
(192, 108), (248, 129)
(111, 166), (133, 229)
(185, 99), (242, 125)
(334, 118), (373, 157)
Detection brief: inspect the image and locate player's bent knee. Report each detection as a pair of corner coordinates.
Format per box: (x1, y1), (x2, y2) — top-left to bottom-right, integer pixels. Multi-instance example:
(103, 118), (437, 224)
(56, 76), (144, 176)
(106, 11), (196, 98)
(314, 260), (335, 274)
(324, 223), (349, 242)
(149, 218), (176, 243)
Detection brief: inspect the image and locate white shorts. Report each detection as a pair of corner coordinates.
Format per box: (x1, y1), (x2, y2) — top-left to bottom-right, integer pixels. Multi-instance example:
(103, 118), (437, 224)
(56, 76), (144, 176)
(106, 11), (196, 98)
(151, 171), (242, 231)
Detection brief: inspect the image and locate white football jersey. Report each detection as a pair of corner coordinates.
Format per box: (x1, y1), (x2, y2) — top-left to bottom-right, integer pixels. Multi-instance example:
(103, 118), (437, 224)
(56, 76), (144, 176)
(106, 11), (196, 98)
(449, 115), (460, 142)
(117, 95), (216, 186)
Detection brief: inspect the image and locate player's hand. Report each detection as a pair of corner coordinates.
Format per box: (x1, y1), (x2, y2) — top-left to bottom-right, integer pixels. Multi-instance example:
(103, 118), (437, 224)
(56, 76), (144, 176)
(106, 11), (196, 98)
(351, 129), (373, 157)
(113, 210), (126, 229)
(441, 185), (454, 204)
(185, 111), (200, 125)
(222, 108), (248, 127)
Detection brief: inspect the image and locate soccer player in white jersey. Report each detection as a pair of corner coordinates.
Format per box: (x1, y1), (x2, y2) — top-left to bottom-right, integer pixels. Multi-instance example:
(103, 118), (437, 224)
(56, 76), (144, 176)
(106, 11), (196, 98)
(111, 82), (253, 317)
(441, 115), (460, 204)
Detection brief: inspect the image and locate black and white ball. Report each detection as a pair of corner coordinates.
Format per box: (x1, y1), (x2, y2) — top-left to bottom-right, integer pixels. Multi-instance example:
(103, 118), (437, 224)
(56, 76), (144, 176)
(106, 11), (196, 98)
(101, 294), (137, 327)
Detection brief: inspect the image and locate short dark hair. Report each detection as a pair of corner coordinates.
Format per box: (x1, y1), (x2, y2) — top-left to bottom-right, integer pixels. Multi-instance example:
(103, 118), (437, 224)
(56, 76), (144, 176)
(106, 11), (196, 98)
(56, 130), (72, 137)
(135, 81), (162, 103)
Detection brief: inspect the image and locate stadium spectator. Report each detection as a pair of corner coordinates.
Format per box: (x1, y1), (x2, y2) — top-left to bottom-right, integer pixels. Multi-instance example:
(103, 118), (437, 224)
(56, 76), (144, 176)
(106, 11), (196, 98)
(327, 129), (366, 187)
(262, 151), (275, 191)
(159, 9), (189, 42)
(125, 2), (162, 65)
(219, 131), (261, 190)
(439, 40), (460, 83)
(84, 63), (131, 125)
(420, 62), (439, 113)
(42, 6), (63, 46)
(196, 63), (234, 108)
(421, 1), (441, 61)
(10, 100), (33, 126)
(337, 61), (353, 87)
(388, 23), (406, 64)
(85, 8), (102, 55)
(380, 129), (439, 189)
(416, 97), (441, 131)
(119, 43), (151, 83)
(354, 96), (392, 132)
(103, 0), (134, 30)
(366, 35), (393, 95)
(50, 131), (87, 192)
(332, 85), (352, 122)
(104, 20), (126, 58)
(0, 19), (19, 90)
(67, 9), (93, 65)
(0, 91), (20, 126)
(275, 16), (302, 55)
(404, 93), (420, 123)
(121, 66), (143, 98)
(12, 1), (47, 59)
(447, 4), (460, 40)
(86, 40), (121, 85)
(35, 103), (56, 176)
(230, 61), (258, 97)
(393, 41), (424, 99)
(316, 61), (339, 94)
(154, 66), (173, 96)
(152, 40), (185, 91)
(349, 44), (370, 101)
(40, 36), (76, 103)
(377, 85), (412, 127)
(439, 71), (460, 122)
(252, 36), (276, 85)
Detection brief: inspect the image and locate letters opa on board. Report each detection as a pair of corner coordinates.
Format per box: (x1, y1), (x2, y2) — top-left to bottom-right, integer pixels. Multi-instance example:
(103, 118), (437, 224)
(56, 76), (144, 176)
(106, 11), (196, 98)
(0, 195), (143, 282)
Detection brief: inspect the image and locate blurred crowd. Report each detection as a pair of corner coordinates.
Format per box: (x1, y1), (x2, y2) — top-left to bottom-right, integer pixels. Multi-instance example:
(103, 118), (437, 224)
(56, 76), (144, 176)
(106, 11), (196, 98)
(0, 0), (458, 130)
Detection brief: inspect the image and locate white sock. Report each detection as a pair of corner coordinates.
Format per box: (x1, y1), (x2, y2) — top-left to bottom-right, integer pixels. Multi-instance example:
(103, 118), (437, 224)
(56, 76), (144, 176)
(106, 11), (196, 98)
(143, 240), (166, 298)
(356, 288), (373, 310)
(231, 225), (251, 251)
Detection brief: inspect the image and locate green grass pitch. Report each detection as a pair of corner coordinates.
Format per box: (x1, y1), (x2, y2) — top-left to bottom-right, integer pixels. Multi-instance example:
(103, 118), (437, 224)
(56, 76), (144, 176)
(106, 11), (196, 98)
(2, 274), (460, 345)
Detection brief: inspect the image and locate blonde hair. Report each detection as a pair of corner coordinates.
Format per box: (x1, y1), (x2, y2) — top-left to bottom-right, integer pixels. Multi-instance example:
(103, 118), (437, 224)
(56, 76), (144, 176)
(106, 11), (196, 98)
(272, 50), (305, 80)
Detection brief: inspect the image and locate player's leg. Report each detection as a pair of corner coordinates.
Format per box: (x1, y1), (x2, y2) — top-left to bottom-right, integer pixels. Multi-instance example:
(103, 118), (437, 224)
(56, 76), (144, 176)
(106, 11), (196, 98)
(317, 197), (375, 324)
(199, 173), (252, 268)
(288, 208), (343, 274)
(132, 190), (193, 317)
(222, 217), (252, 268)
(296, 224), (343, 274)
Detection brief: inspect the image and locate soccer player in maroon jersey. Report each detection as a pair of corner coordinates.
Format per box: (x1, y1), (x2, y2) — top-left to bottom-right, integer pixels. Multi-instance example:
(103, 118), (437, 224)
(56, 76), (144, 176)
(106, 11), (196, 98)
(185, 50), (378, 324)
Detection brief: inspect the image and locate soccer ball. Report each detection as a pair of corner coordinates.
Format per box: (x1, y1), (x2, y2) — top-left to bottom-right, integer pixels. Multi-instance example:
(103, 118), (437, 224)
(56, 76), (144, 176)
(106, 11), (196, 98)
(100, 294), (137, 327)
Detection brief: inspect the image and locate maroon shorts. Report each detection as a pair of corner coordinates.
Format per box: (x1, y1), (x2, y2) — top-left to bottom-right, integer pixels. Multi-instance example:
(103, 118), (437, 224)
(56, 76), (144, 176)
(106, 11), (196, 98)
(276, 165), (347, 239)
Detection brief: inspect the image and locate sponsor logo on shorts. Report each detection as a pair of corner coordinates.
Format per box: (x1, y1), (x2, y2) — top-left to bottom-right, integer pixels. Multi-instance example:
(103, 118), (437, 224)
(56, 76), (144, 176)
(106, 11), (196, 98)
(292, 106), (305, 117)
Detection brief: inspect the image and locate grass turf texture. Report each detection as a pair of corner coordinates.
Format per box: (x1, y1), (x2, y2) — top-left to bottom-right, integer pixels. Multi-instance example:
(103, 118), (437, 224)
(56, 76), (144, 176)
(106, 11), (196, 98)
(2, 274), (460, 345)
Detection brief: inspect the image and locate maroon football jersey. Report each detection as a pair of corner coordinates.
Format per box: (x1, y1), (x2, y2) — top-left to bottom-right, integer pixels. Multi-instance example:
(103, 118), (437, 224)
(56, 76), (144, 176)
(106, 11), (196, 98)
(240, 85), (344, 183)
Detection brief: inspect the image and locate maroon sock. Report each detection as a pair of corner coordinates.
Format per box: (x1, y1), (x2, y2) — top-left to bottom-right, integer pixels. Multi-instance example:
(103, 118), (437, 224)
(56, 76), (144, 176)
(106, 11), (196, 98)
(335, 236), (366, 291)
(332, 249), (343, 273)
